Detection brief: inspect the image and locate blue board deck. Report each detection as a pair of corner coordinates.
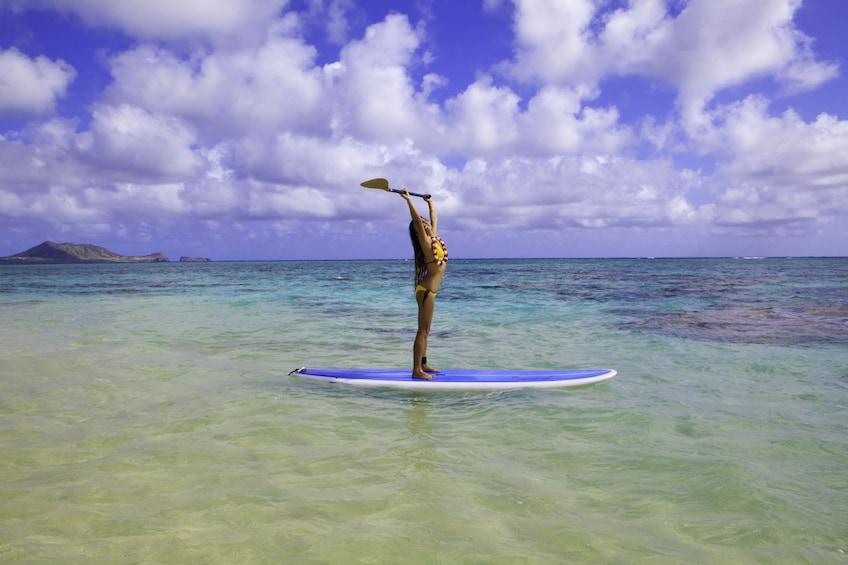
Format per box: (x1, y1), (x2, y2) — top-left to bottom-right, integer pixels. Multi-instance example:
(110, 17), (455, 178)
(290, 367), (616, 391)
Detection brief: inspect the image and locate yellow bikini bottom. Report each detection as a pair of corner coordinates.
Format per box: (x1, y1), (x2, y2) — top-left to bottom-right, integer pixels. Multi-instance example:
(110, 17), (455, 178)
(415, 284), (437, 297)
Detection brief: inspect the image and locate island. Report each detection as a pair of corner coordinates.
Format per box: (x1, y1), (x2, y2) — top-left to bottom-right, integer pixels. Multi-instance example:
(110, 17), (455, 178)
(0, 241), (169, 264)
(179, 256), (211, 262)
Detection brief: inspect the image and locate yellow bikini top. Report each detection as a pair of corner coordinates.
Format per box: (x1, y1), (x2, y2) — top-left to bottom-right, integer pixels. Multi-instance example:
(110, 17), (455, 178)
(430, 236), (448, 266)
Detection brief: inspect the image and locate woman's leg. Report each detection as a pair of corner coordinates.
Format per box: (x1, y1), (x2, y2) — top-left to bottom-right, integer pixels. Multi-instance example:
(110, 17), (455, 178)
(413, 291), (436, 380)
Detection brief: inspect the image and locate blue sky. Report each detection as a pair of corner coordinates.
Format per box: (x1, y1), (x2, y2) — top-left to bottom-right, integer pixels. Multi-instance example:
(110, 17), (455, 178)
(1, 0), (846, 259)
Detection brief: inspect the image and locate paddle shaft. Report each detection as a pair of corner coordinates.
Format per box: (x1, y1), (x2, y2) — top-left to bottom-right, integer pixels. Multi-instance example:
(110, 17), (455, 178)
(388, 188), (429, 199)
(360, 178), (430, 199)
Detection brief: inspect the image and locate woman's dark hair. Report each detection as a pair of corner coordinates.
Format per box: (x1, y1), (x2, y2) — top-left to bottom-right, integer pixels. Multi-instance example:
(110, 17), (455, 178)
(409, 220), (427, 285)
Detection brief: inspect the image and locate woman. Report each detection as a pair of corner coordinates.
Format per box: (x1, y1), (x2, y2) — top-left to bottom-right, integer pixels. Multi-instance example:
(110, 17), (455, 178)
(400, 188), (448, 380)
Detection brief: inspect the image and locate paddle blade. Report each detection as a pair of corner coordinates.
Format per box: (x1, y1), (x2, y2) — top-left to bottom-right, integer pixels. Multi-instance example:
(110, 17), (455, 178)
(360, 178), (390, 191)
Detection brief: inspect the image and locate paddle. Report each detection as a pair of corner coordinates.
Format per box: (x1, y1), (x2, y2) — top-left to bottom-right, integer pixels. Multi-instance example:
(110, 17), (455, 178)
(360, 178), (430, 199)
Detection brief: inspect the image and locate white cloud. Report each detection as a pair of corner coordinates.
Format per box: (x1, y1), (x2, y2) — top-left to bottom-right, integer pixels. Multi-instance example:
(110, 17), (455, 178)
(777, 32), (842, 94)
(0, 48), (76, 116)
(330, 14), (429, 142)
(75, 104), (205, 180)
(248, 183), (337, 218)
(324, 0), (355, 45)
(506, 0), (838, 130)
(183, 178), (242, 217)
(23, 184), (100, 223)
(10, 0), (289, 44)
(0, 2), (844, 257)
(228, 131), (385, 187)
(104, 27), (326, 139)
(443, 78), (521, 154)
(519, 85), (632, 155)
(0, 120), (88, 217)
(77, 182), (191, 219)
(434, 81), (632, 158)
(701, 96), (848, 230)
(447, 154), (701, 234)
(508, 0), (596, 83)
(655, 0), (837, 128)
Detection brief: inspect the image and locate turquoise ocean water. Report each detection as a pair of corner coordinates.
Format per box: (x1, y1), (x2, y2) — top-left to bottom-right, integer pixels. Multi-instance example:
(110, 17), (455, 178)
(1, 258), (846, 563)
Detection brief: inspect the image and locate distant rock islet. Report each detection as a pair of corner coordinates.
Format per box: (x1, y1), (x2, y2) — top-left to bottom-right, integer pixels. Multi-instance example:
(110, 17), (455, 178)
(0, 241), (211, 264)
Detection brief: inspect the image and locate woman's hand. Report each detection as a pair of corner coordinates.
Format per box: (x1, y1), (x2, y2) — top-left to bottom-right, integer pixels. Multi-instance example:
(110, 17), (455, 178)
(400, 188), (413, 201)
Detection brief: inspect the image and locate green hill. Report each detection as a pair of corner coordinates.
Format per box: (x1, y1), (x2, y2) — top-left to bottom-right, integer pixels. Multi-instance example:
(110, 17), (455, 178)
(0, 241), (169, 264)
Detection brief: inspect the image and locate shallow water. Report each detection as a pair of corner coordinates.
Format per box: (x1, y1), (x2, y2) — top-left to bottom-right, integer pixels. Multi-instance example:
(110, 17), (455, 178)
(1, 258), (846, 563)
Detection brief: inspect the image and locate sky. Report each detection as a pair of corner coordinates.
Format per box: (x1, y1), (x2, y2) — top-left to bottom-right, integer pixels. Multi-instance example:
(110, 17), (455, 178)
(1, 0), (846, 260)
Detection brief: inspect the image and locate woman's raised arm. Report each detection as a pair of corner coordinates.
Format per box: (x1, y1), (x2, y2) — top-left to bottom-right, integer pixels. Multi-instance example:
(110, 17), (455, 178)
(425, 195), (437, 234)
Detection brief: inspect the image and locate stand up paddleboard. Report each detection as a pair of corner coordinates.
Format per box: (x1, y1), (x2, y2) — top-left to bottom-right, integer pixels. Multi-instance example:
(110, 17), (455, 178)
(290, 367), (616, 391)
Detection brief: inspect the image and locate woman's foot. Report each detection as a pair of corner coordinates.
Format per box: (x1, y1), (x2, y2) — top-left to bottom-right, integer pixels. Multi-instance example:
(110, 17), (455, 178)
(412, 369), (436, 380)
(421, 357), (438, 373)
